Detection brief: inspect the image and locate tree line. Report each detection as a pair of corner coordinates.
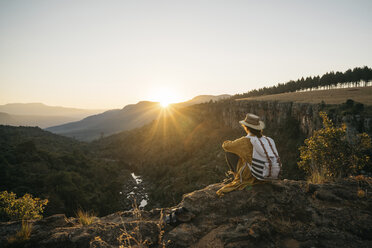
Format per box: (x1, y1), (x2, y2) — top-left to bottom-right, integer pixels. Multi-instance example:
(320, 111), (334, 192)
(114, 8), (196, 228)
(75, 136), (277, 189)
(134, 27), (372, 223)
(235, 66), (372, 98)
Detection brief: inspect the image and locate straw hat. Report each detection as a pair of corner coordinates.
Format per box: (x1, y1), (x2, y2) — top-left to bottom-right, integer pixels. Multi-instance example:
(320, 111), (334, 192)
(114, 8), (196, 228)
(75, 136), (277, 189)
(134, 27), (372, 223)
(239, 113), (265, 130)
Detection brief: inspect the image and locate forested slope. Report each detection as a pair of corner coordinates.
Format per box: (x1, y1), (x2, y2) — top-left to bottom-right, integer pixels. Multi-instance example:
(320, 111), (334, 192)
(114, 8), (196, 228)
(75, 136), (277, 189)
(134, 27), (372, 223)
(0, 126), (131, 216)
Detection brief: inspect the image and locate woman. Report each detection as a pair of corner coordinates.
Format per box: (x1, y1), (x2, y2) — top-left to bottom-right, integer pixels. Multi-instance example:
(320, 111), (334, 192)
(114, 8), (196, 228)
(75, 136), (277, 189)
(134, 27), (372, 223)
(216, 113), (271, 196)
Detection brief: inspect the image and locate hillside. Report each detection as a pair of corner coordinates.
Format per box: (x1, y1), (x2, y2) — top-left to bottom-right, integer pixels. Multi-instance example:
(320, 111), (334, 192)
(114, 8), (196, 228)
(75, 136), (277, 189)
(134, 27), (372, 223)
(237, 86), (372, 105)
(46, 95), (231, 141)
(46, 101), (164, 141)
(1, 178), (371, 247)
(0, 125), (133, 216)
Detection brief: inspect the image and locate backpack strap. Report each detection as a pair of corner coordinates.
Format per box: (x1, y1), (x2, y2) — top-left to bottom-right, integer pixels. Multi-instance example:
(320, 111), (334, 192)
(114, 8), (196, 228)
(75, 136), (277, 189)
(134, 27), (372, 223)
(264, 137), (282, 168)
(257, 137), (273, 177)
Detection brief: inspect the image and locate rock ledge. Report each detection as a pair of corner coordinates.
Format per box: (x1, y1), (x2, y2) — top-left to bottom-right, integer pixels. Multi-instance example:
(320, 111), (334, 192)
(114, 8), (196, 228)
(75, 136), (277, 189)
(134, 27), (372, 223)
(1, 178), (371, 248)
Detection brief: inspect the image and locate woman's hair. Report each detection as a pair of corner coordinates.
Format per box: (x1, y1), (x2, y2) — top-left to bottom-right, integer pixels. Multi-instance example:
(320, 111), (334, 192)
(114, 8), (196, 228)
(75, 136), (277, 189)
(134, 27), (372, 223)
(242, 125), (263, 138)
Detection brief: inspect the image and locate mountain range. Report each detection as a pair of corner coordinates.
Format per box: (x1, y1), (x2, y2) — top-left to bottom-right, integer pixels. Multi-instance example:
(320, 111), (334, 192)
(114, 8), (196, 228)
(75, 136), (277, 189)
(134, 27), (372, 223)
(45, 94), (231, 141)
(0, 103), (105, 128)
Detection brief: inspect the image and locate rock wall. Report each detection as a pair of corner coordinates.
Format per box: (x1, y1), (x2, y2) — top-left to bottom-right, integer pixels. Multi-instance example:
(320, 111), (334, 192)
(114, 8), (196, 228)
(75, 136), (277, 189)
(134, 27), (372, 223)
(196, 99), (372, 137)
(219, 100), (322, 136)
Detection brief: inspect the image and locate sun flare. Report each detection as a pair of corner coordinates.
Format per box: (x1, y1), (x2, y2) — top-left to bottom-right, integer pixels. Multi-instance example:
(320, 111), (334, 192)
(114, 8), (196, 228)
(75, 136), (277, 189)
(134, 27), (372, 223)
(160, 100), (171, 108)
(150, 87), (180, 108)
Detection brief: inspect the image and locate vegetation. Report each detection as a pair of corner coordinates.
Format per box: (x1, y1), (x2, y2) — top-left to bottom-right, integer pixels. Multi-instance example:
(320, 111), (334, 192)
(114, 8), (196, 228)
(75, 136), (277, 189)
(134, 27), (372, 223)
(298, 112), (371, 183)
(0, 126), (131, 217)
(328, 98), (369, 115)
(118, 200), (163, 248)
(76, 209), (96, 226)
(234, 66), (372, 99)
(7, 220), (33, 245)
(0, 191), (48, 221)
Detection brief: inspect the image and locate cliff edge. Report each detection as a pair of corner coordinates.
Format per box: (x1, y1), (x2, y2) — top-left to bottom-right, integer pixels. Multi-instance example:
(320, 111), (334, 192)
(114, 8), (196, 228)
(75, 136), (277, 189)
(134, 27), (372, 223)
(1, 178), (371, 248)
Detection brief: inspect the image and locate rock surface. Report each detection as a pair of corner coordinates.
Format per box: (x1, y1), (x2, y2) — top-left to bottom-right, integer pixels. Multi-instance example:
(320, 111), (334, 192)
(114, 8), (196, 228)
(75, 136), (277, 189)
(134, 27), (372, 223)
(204, 100), (372, 137)
(1, 177), (371, 248)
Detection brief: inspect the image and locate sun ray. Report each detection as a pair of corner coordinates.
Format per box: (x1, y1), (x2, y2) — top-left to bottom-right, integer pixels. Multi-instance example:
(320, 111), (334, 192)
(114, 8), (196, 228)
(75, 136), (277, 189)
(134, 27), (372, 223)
(149, 87), (180, 109)
(166, 106), (186, 136)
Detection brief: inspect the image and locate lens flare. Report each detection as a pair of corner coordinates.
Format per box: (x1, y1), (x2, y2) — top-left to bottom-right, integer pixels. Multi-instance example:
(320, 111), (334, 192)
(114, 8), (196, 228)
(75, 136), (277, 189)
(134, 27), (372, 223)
(160, 100), (170, 108)
(150, 87), (180, 108)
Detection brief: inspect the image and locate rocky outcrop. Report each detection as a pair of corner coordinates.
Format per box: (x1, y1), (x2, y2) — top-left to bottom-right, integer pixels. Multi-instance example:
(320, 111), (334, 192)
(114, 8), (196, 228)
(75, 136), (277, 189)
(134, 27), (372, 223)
(198, 99), (372, 137)
(1, 177), (371, 248)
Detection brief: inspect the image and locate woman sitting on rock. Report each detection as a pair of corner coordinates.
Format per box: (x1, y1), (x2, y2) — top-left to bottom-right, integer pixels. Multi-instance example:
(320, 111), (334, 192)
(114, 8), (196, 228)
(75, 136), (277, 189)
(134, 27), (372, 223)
(216, 113), (281, 196)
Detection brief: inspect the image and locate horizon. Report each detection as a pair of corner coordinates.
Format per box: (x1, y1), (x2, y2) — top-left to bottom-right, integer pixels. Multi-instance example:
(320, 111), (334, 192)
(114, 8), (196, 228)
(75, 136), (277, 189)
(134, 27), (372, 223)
(0, 92), (231, 110)
(1, 0), (371, 109)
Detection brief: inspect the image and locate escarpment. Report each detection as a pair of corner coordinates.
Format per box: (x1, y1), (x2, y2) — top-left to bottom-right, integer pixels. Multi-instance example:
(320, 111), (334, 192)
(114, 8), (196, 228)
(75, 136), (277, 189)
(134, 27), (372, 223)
(1, 177), (371, 248)
(197, 99), (372, 137)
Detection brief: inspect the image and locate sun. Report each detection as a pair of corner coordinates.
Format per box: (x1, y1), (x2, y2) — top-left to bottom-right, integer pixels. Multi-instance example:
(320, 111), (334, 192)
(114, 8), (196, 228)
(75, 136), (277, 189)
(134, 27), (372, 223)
(150, 87), (180, 108)
(160, 100), (171, 108)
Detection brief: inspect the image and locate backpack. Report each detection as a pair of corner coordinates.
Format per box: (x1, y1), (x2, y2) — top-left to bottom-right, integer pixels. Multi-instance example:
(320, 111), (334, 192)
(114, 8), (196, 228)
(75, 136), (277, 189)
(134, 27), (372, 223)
(246, 135), (281, 181)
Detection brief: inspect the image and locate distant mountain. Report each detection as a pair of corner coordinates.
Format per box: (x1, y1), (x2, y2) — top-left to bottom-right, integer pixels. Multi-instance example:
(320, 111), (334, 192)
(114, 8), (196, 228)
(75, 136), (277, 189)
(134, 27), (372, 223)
(46, 101), (163, 141)
(0, 103), (106, 128)
(46, 94), (231, 141)
(0, 103), (105, 117)
(0, 112), (81, 128)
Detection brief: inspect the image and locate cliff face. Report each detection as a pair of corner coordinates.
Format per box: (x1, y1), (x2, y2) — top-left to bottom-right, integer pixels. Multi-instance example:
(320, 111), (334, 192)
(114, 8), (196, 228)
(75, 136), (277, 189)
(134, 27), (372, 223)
(219, 100), (322, 136)
(205, 100), (372, 137)
(1, 177), (371, 248)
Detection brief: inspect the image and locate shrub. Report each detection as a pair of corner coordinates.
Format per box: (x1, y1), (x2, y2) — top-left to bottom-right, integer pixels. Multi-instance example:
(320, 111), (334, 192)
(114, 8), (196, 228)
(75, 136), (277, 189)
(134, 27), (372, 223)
(76, 209), (96, 226)
(0, 191), (48, 221)
(7, 220), (33, 244)
(298, 112), (371, 183)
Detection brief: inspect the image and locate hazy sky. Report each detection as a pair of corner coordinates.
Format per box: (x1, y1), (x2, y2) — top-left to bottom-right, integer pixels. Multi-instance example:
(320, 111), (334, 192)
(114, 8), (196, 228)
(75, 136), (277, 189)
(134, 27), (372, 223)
(0, 0), (371, 109)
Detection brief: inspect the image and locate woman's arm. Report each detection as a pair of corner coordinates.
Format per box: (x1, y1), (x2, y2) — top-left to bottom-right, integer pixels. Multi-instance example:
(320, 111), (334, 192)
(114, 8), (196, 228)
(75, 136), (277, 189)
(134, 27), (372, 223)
(222, 136), (253, 161)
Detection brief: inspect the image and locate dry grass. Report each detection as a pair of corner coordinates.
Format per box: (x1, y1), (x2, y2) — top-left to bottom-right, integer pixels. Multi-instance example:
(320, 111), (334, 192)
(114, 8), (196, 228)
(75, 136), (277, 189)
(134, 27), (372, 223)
(7, 220), (32, 244)
(308, 170), (327, 184)
(354, 175), (370, 198)
(76, 209), (96, 226)
(118, 200), (146, 248)
(237, 86), (372, 105)
(357, 189), (366, 198)
(118, 200), (166, 248)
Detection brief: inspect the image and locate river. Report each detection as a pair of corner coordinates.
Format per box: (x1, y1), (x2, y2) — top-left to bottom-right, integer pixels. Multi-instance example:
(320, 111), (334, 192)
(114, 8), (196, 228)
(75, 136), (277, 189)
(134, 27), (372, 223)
(121, 172), (149, 209)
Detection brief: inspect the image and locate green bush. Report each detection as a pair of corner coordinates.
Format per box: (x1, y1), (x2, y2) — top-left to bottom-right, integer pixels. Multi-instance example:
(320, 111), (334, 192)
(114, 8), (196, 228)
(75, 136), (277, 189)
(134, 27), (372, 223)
(298, 112), (371, 183)
(0, 191), (48, 221)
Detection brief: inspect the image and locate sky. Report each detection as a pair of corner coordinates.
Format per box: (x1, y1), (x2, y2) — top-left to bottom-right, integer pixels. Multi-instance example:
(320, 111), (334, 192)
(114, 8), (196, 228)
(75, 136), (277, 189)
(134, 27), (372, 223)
(0, 0), (371, 109)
